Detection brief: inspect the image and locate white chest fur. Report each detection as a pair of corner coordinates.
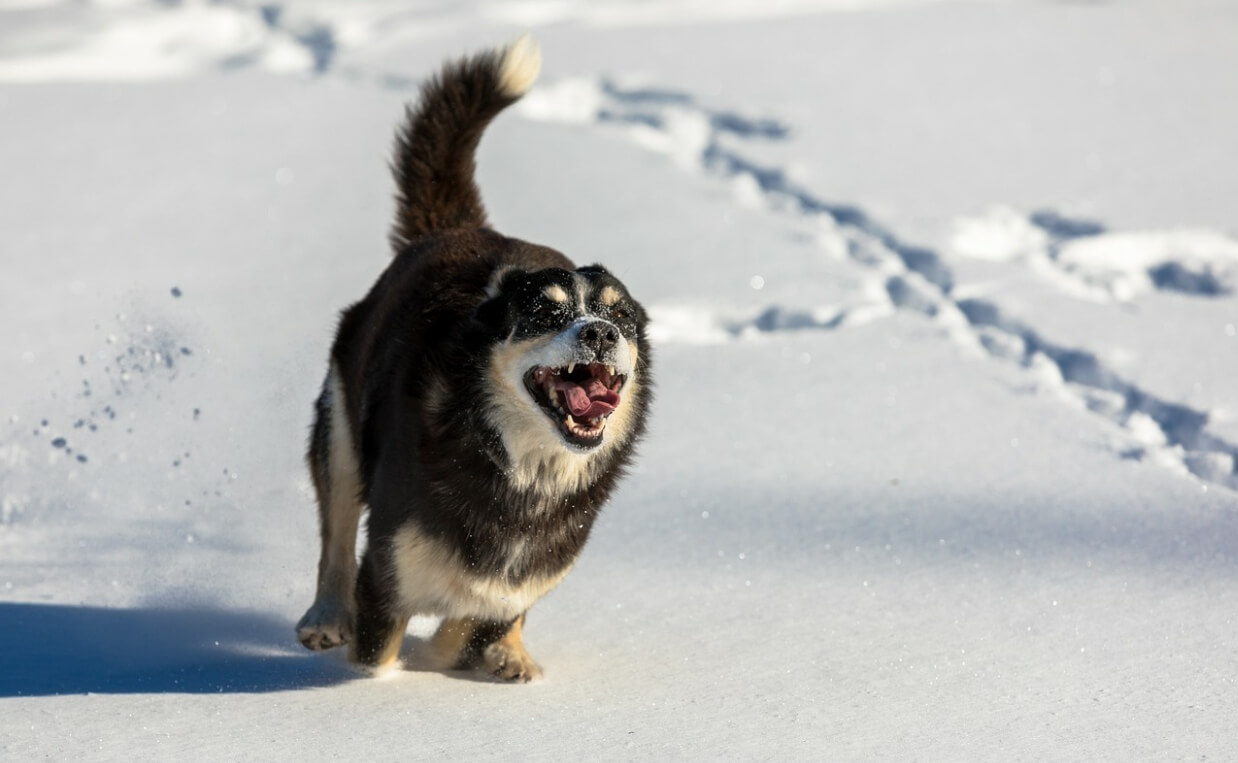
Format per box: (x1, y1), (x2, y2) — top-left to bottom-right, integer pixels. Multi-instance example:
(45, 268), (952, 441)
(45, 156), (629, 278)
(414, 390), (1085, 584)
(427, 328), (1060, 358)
(390, 524), (571, 621)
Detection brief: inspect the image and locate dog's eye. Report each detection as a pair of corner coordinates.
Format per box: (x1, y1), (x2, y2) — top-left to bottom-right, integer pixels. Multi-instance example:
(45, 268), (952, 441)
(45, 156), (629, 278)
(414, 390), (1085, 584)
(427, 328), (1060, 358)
(612, 308), (629, 322)
(537, 303), (560, 320)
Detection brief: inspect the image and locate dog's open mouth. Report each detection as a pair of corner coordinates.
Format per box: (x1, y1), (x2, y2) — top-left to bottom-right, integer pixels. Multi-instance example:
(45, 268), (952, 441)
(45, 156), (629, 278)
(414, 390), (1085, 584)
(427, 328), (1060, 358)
(525, 362), (625, 448)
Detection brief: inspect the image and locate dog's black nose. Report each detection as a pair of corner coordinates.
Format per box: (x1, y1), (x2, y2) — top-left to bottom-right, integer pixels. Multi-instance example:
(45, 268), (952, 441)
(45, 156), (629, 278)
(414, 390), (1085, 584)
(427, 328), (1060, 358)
(580, 321), (619, 354)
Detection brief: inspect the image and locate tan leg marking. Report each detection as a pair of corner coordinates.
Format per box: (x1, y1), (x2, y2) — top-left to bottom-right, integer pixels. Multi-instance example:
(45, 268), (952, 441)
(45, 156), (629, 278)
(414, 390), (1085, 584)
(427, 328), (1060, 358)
(427, 618), (477, 670)
(350, 613), (412, 673)
(428, 615), (542, 682)
(483, 615), (542, 683)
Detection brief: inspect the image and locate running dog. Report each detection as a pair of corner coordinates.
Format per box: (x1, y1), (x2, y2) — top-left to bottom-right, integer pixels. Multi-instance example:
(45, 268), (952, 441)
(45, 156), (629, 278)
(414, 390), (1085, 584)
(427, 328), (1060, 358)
(294, 36), (651, 682)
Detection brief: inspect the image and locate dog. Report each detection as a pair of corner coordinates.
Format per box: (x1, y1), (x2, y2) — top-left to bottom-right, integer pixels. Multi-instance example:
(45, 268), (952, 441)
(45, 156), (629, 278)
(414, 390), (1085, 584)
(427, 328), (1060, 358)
(294, 36), (651, 682)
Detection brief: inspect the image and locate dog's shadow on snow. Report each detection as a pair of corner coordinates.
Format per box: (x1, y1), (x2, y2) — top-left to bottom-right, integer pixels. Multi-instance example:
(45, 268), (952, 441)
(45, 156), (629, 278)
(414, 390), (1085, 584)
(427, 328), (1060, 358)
(0, 602), (358, 696)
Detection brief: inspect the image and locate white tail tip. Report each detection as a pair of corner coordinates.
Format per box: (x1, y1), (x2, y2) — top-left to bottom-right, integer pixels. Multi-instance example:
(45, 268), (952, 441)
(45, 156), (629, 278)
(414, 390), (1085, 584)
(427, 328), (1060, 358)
(498, 34), (541, 98)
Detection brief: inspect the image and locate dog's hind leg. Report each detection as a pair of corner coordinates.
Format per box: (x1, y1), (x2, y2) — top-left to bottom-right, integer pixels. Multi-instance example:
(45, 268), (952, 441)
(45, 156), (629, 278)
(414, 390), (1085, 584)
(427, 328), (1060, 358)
(296, 366), (365, 651)
(433, 613), (542, 683)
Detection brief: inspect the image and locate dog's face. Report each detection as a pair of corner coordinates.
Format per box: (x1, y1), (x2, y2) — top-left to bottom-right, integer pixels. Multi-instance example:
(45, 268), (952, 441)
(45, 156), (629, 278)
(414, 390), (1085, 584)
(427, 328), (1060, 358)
(477, 264), (648, 487)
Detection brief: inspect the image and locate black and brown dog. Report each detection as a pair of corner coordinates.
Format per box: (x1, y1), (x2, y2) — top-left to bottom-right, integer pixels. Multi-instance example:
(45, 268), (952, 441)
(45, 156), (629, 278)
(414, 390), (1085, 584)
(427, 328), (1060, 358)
(294, 37), (651, 682)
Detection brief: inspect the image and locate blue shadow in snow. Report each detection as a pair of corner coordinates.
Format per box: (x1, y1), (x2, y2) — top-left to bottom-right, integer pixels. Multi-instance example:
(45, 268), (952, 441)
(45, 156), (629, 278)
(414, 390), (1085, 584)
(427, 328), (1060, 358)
(1029, 208), (1107, 241)
(599, 79), (792, 140)
(1148, 262), (1230, 297)
(257, 3), (337, 74)
(0, 602), (356, 696)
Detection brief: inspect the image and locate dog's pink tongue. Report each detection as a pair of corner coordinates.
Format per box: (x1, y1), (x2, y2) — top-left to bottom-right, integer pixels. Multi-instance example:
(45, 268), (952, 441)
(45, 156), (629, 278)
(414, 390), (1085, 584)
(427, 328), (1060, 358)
(556, 378), (620, 419)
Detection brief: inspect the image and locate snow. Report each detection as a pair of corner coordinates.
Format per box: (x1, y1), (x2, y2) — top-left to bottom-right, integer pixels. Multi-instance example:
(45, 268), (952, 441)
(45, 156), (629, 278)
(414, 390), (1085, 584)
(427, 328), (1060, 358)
(951, 206), (1238, 302)
(2, 0), (1237, 758)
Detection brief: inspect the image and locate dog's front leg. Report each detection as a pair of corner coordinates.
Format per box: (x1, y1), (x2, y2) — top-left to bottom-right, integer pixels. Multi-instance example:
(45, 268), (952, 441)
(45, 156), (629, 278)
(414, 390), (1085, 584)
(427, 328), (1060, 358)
(349, 549), (411, 671)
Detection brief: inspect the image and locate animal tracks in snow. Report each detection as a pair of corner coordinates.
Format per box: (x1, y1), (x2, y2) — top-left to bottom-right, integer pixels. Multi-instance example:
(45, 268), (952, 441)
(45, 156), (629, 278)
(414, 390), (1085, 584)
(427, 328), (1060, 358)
(950, 206), (1238, 303)
(957, 298), (1238, 489)
(520, 74), (1238, 490)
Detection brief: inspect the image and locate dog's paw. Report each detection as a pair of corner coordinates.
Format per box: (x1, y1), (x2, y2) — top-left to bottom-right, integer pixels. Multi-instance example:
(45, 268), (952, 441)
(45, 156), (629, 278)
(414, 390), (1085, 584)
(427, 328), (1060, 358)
(483, 642), (543, 683)
(296, 597), (353, 651)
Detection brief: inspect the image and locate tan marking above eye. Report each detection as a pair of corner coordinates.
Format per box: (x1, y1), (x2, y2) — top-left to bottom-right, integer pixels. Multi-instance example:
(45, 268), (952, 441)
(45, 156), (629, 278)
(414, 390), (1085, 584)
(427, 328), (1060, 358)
(543, 284), (569, 303)
(598, 286), (621, 306)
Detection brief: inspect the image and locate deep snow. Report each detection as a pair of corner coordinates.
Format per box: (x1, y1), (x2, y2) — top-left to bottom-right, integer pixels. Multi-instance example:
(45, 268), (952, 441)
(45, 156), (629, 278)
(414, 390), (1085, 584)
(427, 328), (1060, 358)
(2, 0), (1237, 759)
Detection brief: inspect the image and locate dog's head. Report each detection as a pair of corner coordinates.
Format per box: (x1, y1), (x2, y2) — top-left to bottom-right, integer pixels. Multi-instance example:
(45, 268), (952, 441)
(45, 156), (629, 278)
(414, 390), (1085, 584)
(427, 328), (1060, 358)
(474, 263), (650, 490)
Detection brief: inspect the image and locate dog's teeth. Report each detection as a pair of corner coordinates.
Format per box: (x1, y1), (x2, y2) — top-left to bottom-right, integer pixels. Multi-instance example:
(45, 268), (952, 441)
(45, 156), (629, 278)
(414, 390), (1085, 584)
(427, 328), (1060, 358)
(567, 363), (575, 374)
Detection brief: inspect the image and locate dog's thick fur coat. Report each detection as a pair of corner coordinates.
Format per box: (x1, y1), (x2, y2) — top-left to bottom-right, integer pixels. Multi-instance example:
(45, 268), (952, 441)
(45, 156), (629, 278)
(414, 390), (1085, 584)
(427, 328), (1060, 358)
(295, 37), (651, 682)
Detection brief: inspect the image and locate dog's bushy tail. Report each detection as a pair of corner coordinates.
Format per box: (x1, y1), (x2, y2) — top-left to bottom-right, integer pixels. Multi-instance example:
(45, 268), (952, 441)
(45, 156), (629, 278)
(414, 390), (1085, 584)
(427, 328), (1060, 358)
(389, 35), (541, 253)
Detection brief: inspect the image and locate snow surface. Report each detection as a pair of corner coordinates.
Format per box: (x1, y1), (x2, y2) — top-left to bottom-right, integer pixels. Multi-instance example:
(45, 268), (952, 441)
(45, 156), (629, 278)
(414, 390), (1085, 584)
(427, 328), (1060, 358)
(2, 0), (1237, 759)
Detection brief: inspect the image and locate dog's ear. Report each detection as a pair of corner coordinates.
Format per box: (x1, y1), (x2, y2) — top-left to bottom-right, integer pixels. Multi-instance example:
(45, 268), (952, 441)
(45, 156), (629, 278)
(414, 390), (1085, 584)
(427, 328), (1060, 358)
(575, 264), (611, 277)
(475, 266), (524, 332)
(484, 265), (525, 299)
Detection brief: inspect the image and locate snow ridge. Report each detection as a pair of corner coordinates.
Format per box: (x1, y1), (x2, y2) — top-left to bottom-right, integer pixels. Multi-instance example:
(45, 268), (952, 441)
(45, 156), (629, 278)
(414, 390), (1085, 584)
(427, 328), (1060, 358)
(951, 206), (1238, 302)
(0, 0), (338, 81)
